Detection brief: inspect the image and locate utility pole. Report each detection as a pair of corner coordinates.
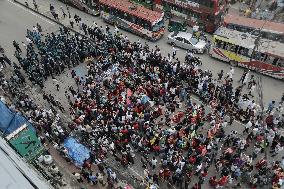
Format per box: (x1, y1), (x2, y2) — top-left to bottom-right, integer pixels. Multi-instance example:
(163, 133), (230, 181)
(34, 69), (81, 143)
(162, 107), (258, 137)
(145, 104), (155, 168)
(249, 21), (267, 158)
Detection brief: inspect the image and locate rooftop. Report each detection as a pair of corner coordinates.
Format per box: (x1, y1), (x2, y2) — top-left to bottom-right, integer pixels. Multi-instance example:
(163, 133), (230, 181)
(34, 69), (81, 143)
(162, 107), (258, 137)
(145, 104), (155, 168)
(214, 27), (284, 57)
(0, 137), (51, 189)
(99, 0), (164, 23)
(224, 14), (284, 34)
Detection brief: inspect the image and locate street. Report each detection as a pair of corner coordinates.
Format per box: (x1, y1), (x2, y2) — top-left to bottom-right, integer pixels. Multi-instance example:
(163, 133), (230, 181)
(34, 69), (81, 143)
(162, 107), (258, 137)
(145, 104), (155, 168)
(0, 0), (283, 189)
(0, 0), (283, 103)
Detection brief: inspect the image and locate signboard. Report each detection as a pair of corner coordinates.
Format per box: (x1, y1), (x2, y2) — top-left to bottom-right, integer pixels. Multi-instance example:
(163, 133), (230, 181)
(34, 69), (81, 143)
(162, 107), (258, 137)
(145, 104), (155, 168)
(6, 124), (44, 162)
(174, 0), (199, 8)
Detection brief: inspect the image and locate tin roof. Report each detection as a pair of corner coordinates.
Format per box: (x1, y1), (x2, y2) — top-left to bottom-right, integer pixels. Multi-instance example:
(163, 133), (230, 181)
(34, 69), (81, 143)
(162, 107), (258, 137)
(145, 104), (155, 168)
(224, 14), (284, 34)
(0, 137), (52, 189)
(214, 27), (284, 57)
(99, 0), (164, 23)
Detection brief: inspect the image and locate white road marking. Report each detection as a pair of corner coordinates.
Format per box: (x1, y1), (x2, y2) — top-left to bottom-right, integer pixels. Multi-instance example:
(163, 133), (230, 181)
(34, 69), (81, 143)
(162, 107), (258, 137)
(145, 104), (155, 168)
(7, 0), (55, 25)
(128, 167), (144, 179)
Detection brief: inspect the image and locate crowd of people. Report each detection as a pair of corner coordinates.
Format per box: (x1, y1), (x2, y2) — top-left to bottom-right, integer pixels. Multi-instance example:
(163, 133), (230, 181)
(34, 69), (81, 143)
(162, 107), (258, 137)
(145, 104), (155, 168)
(12, 25), (96, 88)
(1, 6), (284, 189)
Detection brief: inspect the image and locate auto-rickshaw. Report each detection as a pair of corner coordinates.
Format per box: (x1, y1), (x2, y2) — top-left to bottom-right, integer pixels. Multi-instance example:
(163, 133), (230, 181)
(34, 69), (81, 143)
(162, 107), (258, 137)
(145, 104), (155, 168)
(168, 18), (187, 32)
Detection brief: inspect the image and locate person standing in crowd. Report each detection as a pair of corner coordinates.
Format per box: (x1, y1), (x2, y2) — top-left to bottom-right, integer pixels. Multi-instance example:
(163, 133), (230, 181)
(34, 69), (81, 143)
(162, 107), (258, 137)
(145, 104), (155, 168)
(33, 0), (38, 11)
(3, 16), (283, 189)
(60, 6), (67, 18)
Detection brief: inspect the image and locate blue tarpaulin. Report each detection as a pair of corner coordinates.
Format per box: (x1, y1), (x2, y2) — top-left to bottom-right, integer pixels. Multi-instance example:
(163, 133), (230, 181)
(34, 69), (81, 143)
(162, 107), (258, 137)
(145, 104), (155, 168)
(0, 101), (34, 135)
(63, 137), (90, 167)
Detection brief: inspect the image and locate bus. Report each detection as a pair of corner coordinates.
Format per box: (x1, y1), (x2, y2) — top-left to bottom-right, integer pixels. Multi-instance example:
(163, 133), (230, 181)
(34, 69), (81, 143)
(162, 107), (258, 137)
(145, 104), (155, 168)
(224, 14), (284, 43)
(99, 0), (165, 40)
(209, 27), (284, 79)
(154, 0), (228, 33)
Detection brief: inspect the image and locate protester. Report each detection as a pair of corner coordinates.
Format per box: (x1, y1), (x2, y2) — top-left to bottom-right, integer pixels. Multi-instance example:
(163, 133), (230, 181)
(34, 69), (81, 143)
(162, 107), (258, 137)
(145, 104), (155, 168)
(1, 12), (283, 189)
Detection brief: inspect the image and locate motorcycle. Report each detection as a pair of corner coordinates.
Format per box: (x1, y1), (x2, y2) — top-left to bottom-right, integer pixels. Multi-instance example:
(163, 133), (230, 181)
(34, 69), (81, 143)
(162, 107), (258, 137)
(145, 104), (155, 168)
(185, 52), (202, 67)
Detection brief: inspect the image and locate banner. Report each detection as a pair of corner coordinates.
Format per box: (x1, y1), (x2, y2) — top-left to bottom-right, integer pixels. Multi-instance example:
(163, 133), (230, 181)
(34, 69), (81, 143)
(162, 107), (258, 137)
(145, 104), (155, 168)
(6, 124), (44, 162)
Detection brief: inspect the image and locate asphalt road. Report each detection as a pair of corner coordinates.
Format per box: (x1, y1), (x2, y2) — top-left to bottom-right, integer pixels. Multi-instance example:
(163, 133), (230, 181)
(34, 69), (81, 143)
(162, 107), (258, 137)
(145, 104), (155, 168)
(0, 0), (283, 188)
(2, 0), (283, 104)
(0, 0), (60, 58)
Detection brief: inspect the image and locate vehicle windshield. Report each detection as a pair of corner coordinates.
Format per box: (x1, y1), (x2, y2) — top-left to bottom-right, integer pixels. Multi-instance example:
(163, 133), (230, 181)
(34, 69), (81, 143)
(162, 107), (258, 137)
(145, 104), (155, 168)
(152, 18), (164, 32)
(190, 37), (199, 45)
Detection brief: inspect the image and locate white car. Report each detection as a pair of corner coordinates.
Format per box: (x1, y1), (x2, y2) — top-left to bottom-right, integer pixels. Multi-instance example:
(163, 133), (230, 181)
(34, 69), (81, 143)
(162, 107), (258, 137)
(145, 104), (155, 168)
(167, 32), (207, 53)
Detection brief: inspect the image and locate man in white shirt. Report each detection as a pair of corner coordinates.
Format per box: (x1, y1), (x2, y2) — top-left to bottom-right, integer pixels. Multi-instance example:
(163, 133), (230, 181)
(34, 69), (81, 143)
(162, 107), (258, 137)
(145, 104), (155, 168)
(151, 156), (158, 169)
(227, 67), (234, 79)
(172, 46), (177, 58)
(167, 53), (172, 63)
(110, 171), (117, 182)
(243, 120), (252, 134)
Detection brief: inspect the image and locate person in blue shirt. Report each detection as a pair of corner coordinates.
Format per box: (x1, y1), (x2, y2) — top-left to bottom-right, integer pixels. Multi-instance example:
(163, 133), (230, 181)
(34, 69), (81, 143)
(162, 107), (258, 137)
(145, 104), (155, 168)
(267, 101), (276, 113)
(89, 172), (97, 185)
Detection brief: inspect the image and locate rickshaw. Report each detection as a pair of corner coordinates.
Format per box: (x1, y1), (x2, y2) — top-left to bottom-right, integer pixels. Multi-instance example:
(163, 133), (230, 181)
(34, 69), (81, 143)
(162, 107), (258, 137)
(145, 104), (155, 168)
(168, 18), (187, 32)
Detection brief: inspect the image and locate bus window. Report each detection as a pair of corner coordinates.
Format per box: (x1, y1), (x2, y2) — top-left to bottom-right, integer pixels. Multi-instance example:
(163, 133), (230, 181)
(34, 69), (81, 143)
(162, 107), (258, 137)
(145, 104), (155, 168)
(231, 45), (239, 53)
(215, 39), (224, 49)
(280, 36), (284, 43)
(222, 41), (229, 50)
(135, 17), (141, 25)
(122, 12), (126, 20)
(266, 32), (279, 41)
(111, 8), (116, 15)
(215, 38), (220, 47)
(238, 47), (249, 57)
(107, 6), (111, 13)
(124, 13), (132, 22)
(116, 9), (121, 16)
(272, 57), (279, 65)
(227, 24), (234, 30)
(152, 19), (164, 32)
(277, 59), (284, 67)
(101, 5), (110, 13)
(131, 16), (136, 24)
(260, 53), (268, 62)
(142, 21), (150, 30)
(225, 43), (231, 51)
(253, 52), (261, 60)
(239, 26), (249, 33)
(230, 44), (238, 53)
(266, 56), (279, 65)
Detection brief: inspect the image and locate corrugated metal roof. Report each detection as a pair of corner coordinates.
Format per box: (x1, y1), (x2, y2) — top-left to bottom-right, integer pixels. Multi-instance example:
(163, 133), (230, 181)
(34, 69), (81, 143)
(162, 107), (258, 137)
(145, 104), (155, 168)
(0, 137), (52, 189)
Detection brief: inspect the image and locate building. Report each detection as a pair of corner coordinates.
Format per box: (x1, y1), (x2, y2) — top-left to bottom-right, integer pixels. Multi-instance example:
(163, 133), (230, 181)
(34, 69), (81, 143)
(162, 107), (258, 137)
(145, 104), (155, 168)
(0, 137), (52, 189)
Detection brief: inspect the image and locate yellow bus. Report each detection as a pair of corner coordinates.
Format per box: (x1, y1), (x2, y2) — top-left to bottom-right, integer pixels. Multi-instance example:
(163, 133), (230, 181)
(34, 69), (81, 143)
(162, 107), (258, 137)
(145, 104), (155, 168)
(209, 27), (284, 79)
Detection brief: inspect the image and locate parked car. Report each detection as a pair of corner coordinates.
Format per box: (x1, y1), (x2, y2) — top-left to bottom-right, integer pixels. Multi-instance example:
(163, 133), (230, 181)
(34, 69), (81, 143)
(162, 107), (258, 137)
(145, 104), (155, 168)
(167, 32), (206, 53)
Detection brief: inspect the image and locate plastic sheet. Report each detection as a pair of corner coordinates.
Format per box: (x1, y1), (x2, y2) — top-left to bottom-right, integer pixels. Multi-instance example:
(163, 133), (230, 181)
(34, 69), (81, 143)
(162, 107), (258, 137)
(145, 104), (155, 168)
(63, 137), (90, 167)
(0, 101), (34, 135)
